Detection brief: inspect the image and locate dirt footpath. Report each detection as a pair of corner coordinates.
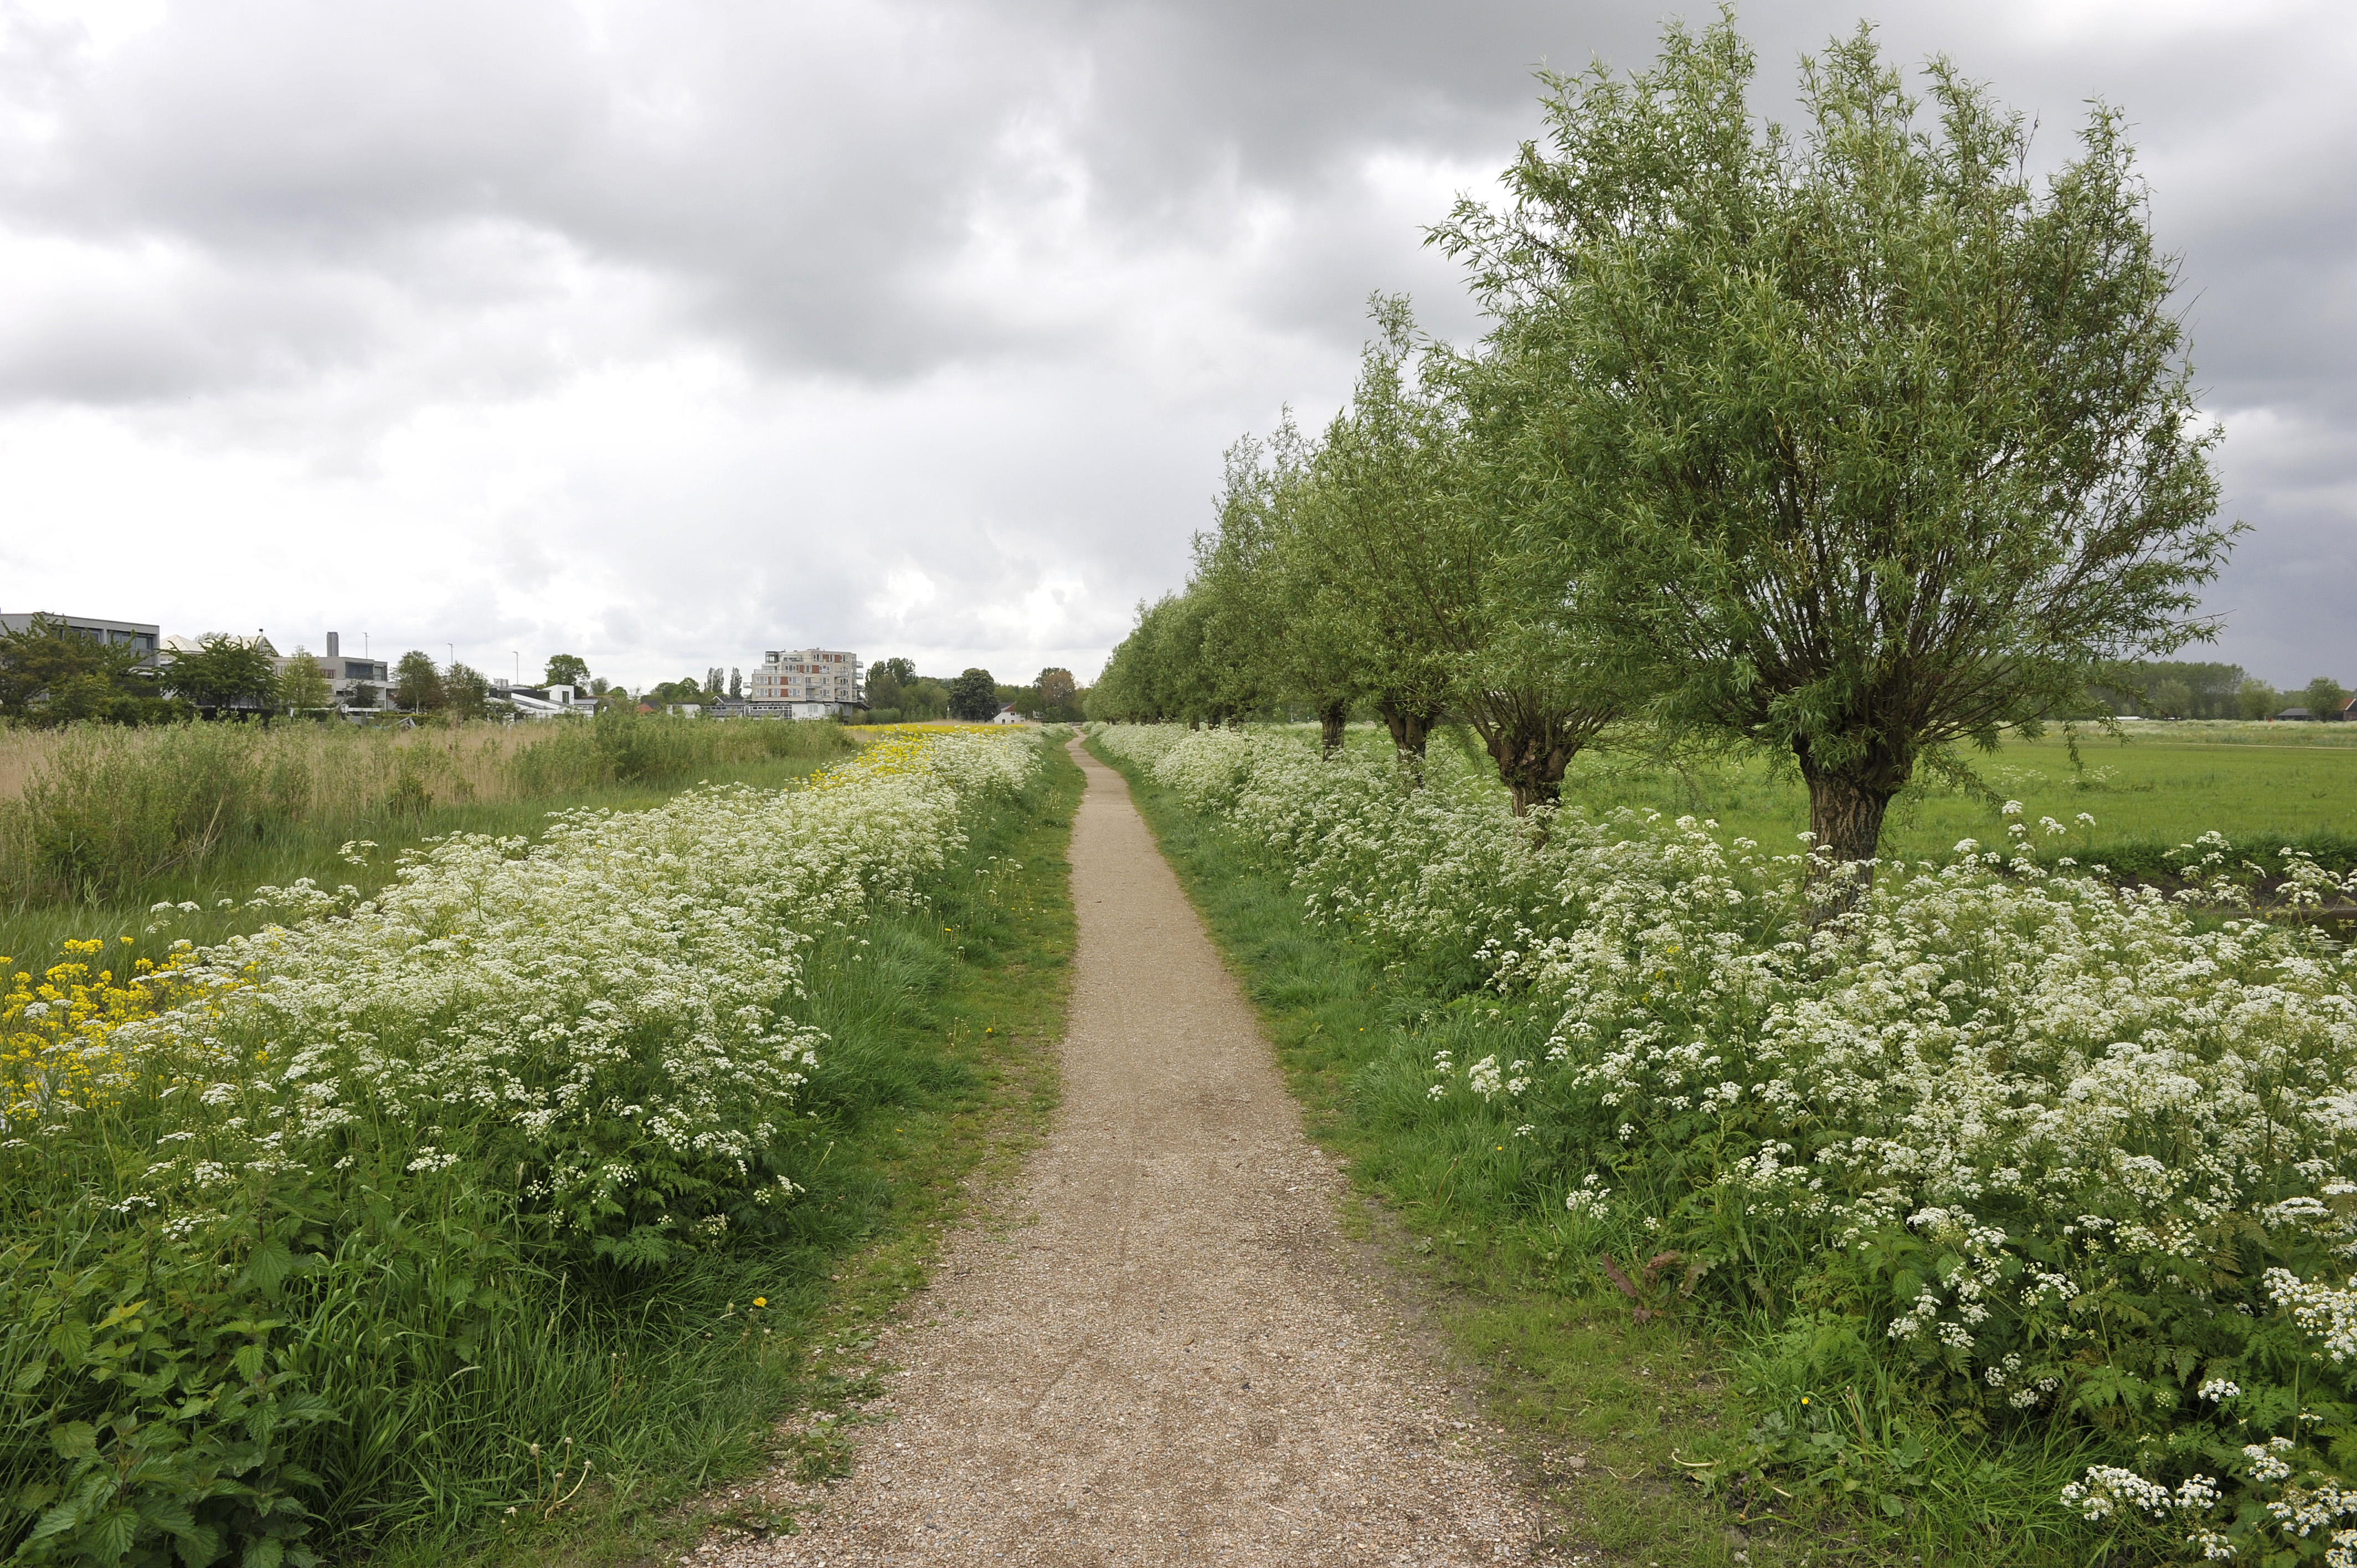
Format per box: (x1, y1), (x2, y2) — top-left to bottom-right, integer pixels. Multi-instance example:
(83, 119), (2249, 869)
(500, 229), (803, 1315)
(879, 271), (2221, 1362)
(714, 740), (1561, 1565)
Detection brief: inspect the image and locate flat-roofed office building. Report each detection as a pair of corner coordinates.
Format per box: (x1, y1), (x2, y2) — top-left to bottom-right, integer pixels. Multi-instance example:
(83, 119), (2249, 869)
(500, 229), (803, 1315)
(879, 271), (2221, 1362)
(0, 611), (161, 666)
(261, 632), (393, 711)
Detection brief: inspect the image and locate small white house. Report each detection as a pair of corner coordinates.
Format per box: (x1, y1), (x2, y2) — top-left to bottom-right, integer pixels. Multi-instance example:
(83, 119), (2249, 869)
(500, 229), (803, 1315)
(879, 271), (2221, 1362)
(991, 705), (1025, 725)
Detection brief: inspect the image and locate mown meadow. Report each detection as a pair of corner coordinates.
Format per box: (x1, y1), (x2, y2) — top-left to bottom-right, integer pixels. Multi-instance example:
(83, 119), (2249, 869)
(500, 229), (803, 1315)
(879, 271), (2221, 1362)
(1517, 721), (2357, 891)
(2, 723), (1077, 1566)
(1553, 724), (2357, 887)
(1094, 721), (2357, 1566)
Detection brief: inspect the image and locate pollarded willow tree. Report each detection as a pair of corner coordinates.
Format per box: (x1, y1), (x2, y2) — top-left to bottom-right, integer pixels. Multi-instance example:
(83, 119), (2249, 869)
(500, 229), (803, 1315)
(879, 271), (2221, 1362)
(1201, 419), (1366, 751)
(1437, 16), (2234, 871)
(1191, 429), (1301, 731)
(1291, 318), (1457, 767)
(1087, 591), (1217, 723)
(1315, 299), (1627, 809)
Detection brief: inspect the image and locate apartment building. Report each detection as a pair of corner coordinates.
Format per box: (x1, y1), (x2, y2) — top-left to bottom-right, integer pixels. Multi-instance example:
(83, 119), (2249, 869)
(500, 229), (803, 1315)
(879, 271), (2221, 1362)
(744, 648), (863, 718)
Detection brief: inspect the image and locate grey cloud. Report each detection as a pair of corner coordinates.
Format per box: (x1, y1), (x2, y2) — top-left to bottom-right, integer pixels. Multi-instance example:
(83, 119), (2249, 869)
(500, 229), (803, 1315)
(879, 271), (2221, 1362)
(2, 0), (1063, 385)
(0, 0), (2348, 683)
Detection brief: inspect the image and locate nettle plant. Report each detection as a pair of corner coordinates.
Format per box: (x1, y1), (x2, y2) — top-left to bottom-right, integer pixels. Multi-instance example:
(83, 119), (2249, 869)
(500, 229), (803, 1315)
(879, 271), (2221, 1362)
(1094, 721), (2357, 1561)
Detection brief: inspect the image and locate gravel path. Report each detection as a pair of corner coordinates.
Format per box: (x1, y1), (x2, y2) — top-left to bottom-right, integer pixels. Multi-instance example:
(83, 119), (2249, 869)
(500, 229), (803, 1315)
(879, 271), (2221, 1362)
(706, 740), (1562, 1566)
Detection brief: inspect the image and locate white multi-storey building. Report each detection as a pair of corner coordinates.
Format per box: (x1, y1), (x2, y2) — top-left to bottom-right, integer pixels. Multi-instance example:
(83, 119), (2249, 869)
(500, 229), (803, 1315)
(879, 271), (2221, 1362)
(745, 648), (863, 718)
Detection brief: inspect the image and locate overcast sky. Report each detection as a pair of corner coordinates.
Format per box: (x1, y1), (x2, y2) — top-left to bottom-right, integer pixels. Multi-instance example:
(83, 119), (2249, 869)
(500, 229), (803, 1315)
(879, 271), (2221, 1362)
(1, 0), (2351, 690)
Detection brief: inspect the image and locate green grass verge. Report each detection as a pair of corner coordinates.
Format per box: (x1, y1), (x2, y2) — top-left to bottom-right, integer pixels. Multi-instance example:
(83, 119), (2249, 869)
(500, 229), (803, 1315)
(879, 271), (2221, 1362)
(391, 742), (1082, 1566)
(1094, 738), (2092, 1568)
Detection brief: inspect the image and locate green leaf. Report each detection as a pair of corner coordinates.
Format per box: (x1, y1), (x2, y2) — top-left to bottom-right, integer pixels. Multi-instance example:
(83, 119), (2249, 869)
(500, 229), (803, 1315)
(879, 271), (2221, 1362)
(27, 1495), (92, 1547)
(245, 1242), (296, 1297)
(90, 1502), (140, 1562)
(169, 1517), (224, 1568)
(48, 1316), (92, 1364)
(50, 1420), (99, 1460)
(95, 1298), (152, 1331)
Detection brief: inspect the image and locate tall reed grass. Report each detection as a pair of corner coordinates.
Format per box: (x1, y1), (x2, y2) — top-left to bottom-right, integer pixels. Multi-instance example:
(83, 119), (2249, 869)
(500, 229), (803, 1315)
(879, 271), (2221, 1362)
(0, 715), (846, 905)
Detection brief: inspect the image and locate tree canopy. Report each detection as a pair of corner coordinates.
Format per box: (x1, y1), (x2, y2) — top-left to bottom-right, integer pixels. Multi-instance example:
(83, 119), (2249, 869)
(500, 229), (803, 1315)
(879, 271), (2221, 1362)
(444, 662), (494, 721)
(393, 651), (445, 713)
(1434, 15), (2233, 869)
(946, 668), (999, 722)
(277, 648), (333, 714)
(644, 678), (709, 707)
(167, 635), (281, 715)
(1034, 668), (1080, 721)
(544, 653), (590, 689)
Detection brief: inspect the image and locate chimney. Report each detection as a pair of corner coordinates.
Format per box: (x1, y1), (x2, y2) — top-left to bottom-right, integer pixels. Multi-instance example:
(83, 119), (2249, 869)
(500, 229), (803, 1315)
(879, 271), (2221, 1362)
(327, 631), (340, 658)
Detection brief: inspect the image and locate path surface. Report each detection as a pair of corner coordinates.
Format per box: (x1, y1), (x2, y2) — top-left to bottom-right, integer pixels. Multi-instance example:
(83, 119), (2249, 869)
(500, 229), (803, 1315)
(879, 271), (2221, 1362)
(712, 741), (1560, 1566)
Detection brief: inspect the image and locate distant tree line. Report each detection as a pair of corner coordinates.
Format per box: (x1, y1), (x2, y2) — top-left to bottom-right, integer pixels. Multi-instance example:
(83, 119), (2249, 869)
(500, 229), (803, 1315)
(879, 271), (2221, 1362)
(0, 616), (187, 725)
(2085, 662), (2349, 721)
(0, 619), (649, 727)
(862, 659), (1084, 724)
(0, 619), (317, 726)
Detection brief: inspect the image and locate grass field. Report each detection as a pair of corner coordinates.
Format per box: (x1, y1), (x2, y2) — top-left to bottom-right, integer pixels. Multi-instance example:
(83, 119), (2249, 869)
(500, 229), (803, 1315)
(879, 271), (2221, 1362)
(1399, 720), (2357, 880)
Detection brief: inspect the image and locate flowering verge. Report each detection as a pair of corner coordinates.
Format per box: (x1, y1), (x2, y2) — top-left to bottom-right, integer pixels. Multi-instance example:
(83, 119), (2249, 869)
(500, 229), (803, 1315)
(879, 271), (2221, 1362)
(1, 728), (1042, 1566)
(1092, 723), (2357, 1562)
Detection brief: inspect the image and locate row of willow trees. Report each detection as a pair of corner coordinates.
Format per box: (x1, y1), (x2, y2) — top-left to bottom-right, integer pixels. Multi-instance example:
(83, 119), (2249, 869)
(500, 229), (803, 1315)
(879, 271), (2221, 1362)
(1088, 16), (2237, 870)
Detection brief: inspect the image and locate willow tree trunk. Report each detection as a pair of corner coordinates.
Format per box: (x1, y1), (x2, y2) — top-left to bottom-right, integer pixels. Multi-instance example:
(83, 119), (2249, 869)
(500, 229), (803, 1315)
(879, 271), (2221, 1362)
(1319, 701), (1347, 755)
(1482, 724), (1578, 816)
(1795, 741), (1910, 909)
(1375, 703), (1441, 773)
